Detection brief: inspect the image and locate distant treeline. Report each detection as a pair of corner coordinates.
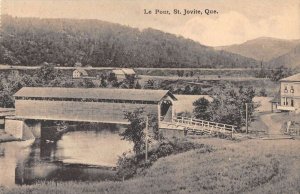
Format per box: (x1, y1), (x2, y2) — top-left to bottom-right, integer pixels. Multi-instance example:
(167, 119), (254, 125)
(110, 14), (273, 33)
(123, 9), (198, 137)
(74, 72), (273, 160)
(0, 15), (258, 68)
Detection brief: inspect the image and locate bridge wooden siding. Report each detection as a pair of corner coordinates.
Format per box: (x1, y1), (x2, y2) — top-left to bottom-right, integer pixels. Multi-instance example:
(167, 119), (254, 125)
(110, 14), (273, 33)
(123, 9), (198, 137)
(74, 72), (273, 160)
(13, 87), (177, 125)
(161, 116), (238, 137)
(14, 99), (158, 124)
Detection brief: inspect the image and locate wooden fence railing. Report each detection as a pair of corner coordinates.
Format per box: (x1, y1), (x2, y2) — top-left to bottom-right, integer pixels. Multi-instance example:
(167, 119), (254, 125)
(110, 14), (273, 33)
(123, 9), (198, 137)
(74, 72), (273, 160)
(165, 116), (238, 136)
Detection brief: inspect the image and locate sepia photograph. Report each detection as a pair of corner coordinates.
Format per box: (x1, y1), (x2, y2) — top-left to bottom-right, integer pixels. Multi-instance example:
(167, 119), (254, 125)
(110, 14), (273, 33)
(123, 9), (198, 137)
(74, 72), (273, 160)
(0, 0), (299, 193)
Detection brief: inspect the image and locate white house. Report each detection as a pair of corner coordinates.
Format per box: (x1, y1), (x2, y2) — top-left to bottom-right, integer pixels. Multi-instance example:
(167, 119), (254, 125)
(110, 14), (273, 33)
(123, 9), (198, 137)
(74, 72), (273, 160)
(277, 73), (300, 113)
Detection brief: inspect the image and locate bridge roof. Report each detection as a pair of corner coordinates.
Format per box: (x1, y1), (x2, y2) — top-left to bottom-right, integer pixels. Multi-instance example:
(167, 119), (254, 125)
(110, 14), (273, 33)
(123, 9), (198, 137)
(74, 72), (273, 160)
(14, 87), (177, 102)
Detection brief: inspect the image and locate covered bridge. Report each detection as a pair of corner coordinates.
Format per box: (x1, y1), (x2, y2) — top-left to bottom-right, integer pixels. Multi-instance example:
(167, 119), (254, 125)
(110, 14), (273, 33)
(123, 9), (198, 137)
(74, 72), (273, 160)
(13, 87), (177, 125)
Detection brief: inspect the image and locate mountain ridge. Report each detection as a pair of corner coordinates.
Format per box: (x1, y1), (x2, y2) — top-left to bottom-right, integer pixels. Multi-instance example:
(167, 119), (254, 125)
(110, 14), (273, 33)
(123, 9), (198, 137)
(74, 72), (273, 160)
(215, 37), (300, 68)
(0, 15), (258, 68)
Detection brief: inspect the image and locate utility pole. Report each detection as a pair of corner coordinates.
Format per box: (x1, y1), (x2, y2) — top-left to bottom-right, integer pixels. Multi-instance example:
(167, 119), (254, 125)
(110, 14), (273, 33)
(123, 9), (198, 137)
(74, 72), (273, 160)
(145, 116), (148, 162)
(245, 103), (248, 134)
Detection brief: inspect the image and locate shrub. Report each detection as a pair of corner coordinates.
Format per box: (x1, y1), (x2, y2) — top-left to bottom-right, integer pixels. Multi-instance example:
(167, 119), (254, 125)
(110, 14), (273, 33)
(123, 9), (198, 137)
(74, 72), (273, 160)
(171, 138), (197, 152)
(156, 143), (174, 157)
(259, 88), (267, 96)
(117, 138), (214, 180)
(149, 154), (158, 163)
(116, 153), (138, 179)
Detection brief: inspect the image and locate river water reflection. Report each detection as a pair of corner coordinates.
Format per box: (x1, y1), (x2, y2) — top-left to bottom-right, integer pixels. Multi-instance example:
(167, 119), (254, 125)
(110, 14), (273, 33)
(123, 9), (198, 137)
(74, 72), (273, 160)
(0, 125), (133, 187)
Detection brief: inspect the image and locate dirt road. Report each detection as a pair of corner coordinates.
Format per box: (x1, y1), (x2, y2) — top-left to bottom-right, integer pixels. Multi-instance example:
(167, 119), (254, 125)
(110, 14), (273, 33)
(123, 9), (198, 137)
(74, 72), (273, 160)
(260, 113), (283, 135)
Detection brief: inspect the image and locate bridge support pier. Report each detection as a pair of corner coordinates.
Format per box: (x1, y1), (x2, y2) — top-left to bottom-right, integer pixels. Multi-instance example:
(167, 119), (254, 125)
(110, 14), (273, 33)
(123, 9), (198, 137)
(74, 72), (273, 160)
(5, 119), (41, 140)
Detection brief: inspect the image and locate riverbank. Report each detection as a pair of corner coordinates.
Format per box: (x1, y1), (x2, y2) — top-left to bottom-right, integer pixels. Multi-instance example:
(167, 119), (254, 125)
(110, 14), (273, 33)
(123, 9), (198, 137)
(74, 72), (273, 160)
(1, 112), (299, 193)
(0, 131), (19, 143)
(2, 136), (299, 194)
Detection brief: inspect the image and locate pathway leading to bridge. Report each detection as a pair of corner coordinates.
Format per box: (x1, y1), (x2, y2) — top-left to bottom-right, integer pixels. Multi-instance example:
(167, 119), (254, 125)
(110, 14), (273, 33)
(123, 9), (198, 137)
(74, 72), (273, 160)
(259, 112), (293, 139)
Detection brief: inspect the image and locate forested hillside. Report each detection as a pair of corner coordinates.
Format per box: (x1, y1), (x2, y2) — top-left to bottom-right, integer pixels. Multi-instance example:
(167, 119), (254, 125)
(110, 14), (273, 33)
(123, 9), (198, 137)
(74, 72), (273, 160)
(0, 16), (258, 68)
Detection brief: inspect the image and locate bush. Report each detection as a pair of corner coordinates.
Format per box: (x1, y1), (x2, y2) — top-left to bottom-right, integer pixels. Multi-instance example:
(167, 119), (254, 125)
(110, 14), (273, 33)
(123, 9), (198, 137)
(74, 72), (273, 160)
(156, 143), (174, 157)
(149, 154), (158, 163)
(116, 153), (138, 179)
(171, 139), (197, 152)
(117, 139), (213, 180)
(259, 88), (267, 97)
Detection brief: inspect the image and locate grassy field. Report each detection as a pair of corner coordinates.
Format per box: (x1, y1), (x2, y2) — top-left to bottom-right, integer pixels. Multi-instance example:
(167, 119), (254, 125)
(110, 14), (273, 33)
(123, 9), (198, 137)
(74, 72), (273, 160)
(136, 68), (262, 77)
(1, 137), (299, 194)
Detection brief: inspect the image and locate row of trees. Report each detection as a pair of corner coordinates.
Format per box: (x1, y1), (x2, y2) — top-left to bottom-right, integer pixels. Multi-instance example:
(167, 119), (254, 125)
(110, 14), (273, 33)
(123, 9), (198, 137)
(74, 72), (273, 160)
(255, 65), (292, 81)
(120, 83), (255, 156)
(193, 84), (256, 128)
(0, 63), (138, 107)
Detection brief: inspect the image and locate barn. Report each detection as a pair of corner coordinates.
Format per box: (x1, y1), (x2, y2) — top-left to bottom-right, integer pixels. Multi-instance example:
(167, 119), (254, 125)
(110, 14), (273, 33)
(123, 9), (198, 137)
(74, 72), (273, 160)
(112, 68), (136, 82)
(13, 87), (177, 125)
(112, 69), (126, 81)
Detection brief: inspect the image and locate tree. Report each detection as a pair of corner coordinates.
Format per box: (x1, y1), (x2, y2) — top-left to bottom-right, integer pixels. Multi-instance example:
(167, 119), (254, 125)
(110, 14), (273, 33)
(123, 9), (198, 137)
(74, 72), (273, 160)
(100, 78), (108, 88)
(123, 76), (135, 89)
(207, 84), (255, 128)
(0, 71), (38, 107)
(74, 62), (83, 67)
(193, 97), (211, 120)
(121, 108), (147, 154)
(0, 45), (21, 65)
(108, 73), (117, 82)
(177, 70), (184, 77)
(191, 85), (202, 95)
(259, 88), (267, 97)
(144, 79), (156, 89)
(190, 71), (194, 77)
(270, 66), (292, 82)
(83, 79), (95, 88)
(255, 61), (268, 78)
(36, 62), (58, 84)
(51, 76), (75, 87)
(135, 81), (142, 89)
(183, 85), (192, 94)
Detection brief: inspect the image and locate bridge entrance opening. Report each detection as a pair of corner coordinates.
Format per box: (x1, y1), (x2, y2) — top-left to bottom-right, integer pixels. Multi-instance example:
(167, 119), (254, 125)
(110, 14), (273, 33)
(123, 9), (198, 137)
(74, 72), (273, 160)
(160, 100), (173, 122)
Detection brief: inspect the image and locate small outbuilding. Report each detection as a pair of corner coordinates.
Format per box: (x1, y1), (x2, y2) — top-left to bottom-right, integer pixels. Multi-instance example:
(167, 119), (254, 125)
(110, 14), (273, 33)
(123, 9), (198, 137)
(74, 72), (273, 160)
(73, 69), (89, 79)
(270, 92), (280, 112)
(112, 68), (136, 82)
(122, 68), (136, 76)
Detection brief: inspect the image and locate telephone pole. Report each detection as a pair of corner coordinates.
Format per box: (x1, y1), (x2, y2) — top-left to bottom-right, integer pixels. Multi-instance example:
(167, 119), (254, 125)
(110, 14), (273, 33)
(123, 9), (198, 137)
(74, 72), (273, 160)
(245, 103), (248, 134)
(145, 116), (148, 162)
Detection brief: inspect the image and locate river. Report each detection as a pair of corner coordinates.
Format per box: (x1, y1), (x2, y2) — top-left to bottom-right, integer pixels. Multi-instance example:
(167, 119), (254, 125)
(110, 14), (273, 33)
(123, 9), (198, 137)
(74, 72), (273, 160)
(0, 124), (133, 187)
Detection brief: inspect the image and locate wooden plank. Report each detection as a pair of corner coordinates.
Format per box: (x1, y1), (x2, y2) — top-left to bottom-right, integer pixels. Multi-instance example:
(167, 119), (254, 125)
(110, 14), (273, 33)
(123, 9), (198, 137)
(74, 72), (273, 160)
(262, 137), (294, 140)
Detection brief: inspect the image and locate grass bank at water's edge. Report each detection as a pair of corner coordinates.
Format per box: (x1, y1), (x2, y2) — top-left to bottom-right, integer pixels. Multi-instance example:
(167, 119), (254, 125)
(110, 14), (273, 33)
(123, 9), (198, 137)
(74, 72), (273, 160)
(2, 137), (299, 194)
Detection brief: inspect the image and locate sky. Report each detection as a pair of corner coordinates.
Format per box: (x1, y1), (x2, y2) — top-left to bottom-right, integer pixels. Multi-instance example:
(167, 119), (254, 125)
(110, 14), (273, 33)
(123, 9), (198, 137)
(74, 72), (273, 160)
(2, 0), (300, 46)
